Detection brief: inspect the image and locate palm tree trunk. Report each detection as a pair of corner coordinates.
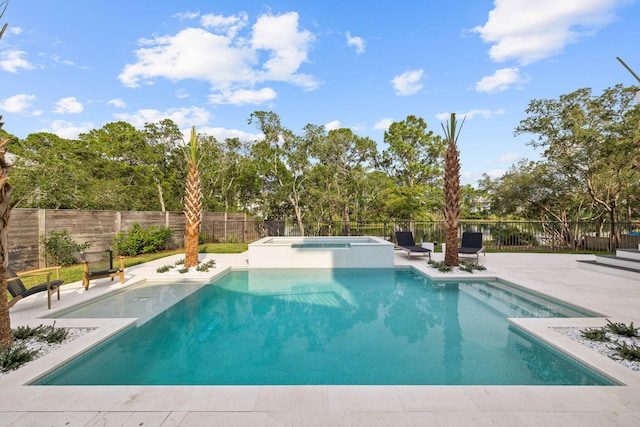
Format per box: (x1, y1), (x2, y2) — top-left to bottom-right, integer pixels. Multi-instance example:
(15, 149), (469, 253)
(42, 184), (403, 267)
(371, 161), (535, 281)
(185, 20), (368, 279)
(441, 113), (464, 267)
(184, 127), (202, 268)
(0, 115), (13, 346)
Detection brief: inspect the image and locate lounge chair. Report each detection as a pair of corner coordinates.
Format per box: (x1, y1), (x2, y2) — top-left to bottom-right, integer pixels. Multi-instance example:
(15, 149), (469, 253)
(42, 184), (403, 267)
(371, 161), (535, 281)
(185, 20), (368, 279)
(80, 250), (125, 290)
(395, 231), (431, 260)
(7, 266), (63, 309)
(458, 232), (485, 262)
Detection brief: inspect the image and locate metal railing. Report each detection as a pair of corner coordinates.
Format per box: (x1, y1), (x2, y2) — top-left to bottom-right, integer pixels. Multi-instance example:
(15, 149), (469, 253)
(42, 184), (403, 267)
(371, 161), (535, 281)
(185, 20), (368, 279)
(213, 219), (640, 252)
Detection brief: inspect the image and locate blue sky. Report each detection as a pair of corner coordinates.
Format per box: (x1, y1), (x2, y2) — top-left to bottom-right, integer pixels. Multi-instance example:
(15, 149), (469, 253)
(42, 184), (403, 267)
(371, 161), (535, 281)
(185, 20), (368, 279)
(1, 0), (638, 186)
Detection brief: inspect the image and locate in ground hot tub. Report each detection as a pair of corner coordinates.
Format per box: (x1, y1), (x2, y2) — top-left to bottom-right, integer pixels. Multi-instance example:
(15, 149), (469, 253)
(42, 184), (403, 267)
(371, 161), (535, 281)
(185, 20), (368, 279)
(248, 236), (395, 268)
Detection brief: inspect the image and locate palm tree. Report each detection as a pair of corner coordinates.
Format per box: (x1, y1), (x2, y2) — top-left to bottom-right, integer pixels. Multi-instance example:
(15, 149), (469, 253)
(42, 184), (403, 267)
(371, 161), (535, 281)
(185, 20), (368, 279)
(184, 126), (202, 268)
(0, 115), (13, 346)
(0, 1), (12, 346)
(441, 113), (464, 267)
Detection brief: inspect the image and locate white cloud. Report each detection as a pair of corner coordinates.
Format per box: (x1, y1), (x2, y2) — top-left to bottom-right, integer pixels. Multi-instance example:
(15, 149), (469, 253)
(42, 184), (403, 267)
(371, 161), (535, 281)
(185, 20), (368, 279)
(0, 94), (36, 113)
(374, 118), (394, 130)
(346, 31), (365, 54)
(325, 120), (340, 130)
(496, 153), (522, 163)
(114, 107), (211, 129)
(435, 109), (505, 121)
(46, 120), (94, 139)
(53, 97), (83, 114)
(201, 12), (248, 38)
(108, 98), (126, 108)
(475, 67), (528, 93)
(486, 169), (507, 178)
(0, 50), (34, 73)
(208, 87), (277, 105)
(8, 27), (22, 35)
(391, 69), (424, 96)
(119, 11), (317, 105)
(197, 126), (262, 143)
(174, 11), (200, 21)
(473, 0), (629, 64)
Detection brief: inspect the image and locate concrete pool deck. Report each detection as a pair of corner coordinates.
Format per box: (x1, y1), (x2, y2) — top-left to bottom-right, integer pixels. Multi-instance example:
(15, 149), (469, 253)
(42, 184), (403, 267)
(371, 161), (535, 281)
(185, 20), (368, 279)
(1, 251), (640, 426)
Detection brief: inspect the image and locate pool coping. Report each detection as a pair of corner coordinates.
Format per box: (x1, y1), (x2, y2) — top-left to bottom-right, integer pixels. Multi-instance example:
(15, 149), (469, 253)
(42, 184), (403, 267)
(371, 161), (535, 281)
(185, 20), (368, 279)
(2, 251), (640, 425)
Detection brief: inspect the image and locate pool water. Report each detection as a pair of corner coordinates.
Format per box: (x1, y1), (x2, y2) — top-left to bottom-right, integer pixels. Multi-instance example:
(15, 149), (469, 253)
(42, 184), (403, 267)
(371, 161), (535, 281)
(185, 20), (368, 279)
(38, 269), (613, 386)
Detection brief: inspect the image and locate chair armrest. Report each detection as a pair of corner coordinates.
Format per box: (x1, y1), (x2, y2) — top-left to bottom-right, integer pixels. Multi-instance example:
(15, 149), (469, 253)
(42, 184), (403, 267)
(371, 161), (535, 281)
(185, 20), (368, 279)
(15, 266), (61, 280)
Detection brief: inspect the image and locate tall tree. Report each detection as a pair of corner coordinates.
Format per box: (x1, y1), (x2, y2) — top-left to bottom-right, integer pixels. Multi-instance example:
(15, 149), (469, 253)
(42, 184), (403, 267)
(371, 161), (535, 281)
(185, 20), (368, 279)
(309, 127), (377, 234)
(380, 115), (445, 219)
(184, 127), (202, 268)
(441, 113), (464, 267)
(515, 85), (640, 249)
(0, 0), (13, 346)
(249, 111), (310, 235)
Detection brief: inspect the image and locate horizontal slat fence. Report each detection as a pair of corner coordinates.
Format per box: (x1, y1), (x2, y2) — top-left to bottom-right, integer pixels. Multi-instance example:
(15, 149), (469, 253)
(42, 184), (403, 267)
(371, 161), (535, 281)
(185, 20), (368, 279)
(9, 211), (639, 270)
(8, 209), (254, 270)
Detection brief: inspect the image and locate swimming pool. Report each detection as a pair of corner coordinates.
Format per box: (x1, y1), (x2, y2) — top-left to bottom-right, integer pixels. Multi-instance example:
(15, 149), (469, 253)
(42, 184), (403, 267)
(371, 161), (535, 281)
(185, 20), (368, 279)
(38, 268), (613, 386)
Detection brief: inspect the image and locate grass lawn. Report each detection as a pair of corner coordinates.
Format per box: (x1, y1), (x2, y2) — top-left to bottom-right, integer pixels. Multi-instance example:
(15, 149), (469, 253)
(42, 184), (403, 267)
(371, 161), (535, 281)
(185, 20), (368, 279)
(9, 243), (248, 296)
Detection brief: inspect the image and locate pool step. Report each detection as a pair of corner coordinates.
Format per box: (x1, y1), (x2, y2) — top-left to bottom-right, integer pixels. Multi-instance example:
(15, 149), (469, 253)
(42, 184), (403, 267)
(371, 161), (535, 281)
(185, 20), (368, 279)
(577, 249), (640, 279)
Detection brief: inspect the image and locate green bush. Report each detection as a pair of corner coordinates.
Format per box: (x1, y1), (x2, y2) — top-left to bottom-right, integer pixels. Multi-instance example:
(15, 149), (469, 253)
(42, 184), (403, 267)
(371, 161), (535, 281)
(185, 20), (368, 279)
(0, 343), (38, 373)
(606, 319), (639, 337)
(492, 226), (538, 246)
(112, 223), (174, 256)
(40, 230), (91, 266)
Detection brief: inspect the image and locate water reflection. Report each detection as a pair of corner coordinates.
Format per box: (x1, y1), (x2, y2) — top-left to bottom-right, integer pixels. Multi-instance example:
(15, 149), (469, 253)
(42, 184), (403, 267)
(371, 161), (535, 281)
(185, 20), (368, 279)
(39, 270), (608, 386)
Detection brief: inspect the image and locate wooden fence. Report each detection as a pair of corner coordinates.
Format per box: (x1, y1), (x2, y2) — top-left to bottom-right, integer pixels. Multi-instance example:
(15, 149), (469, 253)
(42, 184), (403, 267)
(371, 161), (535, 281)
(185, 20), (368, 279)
(8, 209), (256, 270)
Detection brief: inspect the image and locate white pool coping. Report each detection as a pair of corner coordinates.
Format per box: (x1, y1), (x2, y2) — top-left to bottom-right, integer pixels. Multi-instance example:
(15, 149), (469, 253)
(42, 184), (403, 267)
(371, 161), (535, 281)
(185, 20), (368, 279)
(1, 251), (640, 426)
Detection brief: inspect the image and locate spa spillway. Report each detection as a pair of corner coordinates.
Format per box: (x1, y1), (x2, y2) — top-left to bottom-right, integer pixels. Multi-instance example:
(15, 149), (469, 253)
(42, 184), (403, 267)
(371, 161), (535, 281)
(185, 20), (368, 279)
(248, 236), (395, 268)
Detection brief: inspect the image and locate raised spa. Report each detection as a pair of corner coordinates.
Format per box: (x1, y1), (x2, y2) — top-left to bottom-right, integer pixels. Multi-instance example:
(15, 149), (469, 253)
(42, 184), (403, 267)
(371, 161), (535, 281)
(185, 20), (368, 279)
(248, 236), (395, 268)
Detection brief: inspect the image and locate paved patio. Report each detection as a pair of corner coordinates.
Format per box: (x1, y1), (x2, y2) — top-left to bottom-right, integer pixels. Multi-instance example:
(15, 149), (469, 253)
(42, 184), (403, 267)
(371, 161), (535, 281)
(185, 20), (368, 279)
(1, 251), (640, 426)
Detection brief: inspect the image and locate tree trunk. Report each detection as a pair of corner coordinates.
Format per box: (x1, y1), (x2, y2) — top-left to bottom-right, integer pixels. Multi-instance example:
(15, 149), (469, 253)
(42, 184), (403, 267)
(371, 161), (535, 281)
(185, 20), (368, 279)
(0, 116), (13, 346)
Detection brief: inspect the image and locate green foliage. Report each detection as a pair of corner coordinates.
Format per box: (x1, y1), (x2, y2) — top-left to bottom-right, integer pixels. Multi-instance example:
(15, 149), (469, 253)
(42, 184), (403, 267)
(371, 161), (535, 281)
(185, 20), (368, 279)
(113, 223), (174, 256)
(427, 260), (453, 272)
(11, 323), (68, 344)
(177, 267), (189, 274)
(174, 258), (185, 265)
(0, 343), (38, 373)
(611, 341), (640, 362)
(196, 260), (216, 272)
(581, 327), (610, 342)
(156, 265), (172, 273)
(427, 259), (486, 273)
(606, 319), (639, 337)
(2, 323), (69, 372)
(492, 225), (538, 246)
(40, 230), (91, 266)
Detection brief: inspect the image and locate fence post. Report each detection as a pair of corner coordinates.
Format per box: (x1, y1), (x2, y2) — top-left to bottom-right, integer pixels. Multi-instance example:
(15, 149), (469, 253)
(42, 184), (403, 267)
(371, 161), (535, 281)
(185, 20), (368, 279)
(38, 209), (46, 268)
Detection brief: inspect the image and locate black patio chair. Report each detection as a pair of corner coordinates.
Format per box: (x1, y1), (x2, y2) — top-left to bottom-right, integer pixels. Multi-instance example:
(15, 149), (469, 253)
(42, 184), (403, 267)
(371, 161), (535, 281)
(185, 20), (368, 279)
(7, 265), (64, 309)
(458, 232), (486, 262)
(395, 231), (431, 260)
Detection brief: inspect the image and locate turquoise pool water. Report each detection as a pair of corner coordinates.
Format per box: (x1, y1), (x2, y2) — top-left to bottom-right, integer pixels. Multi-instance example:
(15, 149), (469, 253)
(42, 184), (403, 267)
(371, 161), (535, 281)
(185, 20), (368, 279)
(38, 269), (613, 386)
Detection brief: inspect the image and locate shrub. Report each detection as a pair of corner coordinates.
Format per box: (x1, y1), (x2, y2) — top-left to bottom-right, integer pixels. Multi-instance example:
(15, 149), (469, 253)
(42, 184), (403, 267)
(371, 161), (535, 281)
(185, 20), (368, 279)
(611, 341), (640, 362)
(606, 319), (639, 337)
(581, 327), (610, 342)
(0, 343), (38, 373)
(112, 223), (174, 256)
(40, 230), (91, 266)
(492, 226), (538, 246)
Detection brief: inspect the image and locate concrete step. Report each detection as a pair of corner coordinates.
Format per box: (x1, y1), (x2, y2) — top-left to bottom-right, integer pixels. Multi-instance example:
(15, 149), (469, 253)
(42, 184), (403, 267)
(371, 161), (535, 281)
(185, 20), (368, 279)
(577, 259), (640, 280)
(595, 253), (640, 270)
(617, 248), (640, 261)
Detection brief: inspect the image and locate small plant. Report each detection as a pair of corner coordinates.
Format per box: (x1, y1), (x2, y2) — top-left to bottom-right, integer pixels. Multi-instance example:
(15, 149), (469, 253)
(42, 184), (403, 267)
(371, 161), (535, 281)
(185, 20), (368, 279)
(0, 343), (38, 373)
(12, 325), (48, 340)
(581, 327), (610, 342)
(174, 258), (185, 266)
(156, 265), (172, 273)
(195, 259), (217, 272)
(606, 319), (639, 337)
(42, 323), (68, 344)
(40, 230), (91, 266)
(177, 267), (189, 274)
(428, 260), (453, 272)
(611, 340), (640, 362)
(459, 261), (487, 273)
